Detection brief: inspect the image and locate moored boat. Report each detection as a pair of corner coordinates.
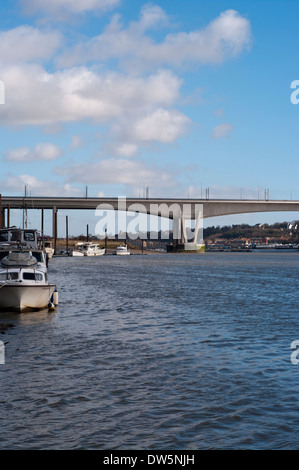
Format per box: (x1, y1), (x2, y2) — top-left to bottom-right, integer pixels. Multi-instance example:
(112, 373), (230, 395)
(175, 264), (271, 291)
(0, 251), (56, 312)
(71, 242), (84, 256)
(71, 249), (84, 256)
(115, 244), (130, 255)
(0, 227), (57, 312)
(82, 242), (105, 256)
(71, 242), (105, 256)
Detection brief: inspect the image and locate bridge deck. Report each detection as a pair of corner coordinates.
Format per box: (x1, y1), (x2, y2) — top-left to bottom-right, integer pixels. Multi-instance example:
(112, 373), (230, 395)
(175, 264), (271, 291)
(1, 196), (299, 219)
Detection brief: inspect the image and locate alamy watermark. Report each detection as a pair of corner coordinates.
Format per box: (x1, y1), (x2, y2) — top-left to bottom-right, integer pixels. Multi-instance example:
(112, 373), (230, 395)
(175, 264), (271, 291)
(94, 197), (203, 246)
(0, 80), (5, 105)
(290, 80), (299, 104)
(0, 340), (5, 364)
(290, 340), (299, 364)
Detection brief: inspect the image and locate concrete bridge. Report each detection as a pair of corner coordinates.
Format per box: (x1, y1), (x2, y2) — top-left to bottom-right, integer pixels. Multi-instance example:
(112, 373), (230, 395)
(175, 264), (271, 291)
(2, 195), (299, 217)
(1, 195), (299, 251)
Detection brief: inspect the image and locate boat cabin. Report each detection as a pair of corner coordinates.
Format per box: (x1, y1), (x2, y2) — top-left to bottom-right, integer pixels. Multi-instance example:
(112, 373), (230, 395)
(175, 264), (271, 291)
(0, 251), (48, 283)
(0, 228), (39, 249)
(0, 269), (47, 282)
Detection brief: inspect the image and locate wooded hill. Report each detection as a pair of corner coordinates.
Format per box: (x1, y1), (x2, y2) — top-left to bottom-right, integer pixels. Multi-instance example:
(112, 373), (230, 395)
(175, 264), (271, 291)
(203, 221), (299, 242)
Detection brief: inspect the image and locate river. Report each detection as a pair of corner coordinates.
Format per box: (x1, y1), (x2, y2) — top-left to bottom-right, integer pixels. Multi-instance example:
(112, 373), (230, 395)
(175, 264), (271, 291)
(1, 251), (299, 449)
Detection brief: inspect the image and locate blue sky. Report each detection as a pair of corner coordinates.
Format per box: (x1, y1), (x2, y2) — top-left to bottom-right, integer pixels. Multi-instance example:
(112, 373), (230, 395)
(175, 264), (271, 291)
(0, 0), (299, 235)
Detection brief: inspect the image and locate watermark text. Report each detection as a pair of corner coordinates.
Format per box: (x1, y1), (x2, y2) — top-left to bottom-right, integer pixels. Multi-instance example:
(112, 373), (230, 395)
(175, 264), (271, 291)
(94, 197), (203, 247)
(0, 340), (5, 364)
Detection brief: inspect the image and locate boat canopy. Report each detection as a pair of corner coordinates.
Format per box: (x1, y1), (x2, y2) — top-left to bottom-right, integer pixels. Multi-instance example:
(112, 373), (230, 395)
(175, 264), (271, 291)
(1, 252), (37, 267)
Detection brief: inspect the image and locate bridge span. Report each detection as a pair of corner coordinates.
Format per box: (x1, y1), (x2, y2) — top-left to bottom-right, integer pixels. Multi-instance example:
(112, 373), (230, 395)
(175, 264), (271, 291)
(1, 195), (299, 251)
(1, 195), (299, 218)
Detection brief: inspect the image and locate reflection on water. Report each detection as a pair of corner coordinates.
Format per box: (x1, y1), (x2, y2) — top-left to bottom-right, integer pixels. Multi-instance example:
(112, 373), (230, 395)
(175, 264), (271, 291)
(0, 309), (55, 326)
(1, 252), (299, 449)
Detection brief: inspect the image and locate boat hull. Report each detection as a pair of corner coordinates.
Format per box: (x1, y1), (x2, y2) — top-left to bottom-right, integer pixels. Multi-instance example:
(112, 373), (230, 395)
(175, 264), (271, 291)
(85, 250), (105, 256)
(0, 283), (56, 312)
(71, 250), (84, 257)
(115, 245), (130, 255)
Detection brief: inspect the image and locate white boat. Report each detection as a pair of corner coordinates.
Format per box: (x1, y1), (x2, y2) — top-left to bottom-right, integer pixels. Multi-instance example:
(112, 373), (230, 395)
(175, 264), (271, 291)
(0, 250), (56, 312)
(115, 244), (130, 255)
(71, 242), (84, 256)
(71, 248), (84, 256)
(0, 228), (57, 312)
(82, 242), (105, 256)
(71, 242), (105, 256)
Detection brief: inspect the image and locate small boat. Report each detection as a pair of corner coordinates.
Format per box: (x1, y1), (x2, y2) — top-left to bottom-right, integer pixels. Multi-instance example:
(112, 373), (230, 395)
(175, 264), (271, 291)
(71, 242), (84, 256)
(115, 244), (130, 255)
(0, 250), (56, 312)
(0, 227), (57, 312)
(71, 242), (105, 256)
(71, 249), (84, 257)
(81, 242), (105, 256)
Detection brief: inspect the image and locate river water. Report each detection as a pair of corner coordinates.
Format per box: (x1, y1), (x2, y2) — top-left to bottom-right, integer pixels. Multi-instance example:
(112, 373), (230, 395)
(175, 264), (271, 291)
(1, 251), (299, 450)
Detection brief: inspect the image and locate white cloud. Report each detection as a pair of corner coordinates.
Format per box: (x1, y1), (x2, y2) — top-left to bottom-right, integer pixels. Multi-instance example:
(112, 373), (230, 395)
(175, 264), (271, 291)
(5, 143), (63, 162)
(0, 6), (252, 166)
(103, 107), (189, 156)
(1, 174), (81, 196)
(69, 135), (83, 149)
(0, 64), (186, 153)
(20, 0), (120, 19)
(56, 158), (175, 189)
(127, 108), (190, 143)
(112, 143), (139, 157)
(57, 8), (251, 71)
(138, 3), (169, 31)
(0, 26), (62, 64)
(0, 65), (181, 126)
(212, 123), (234, 139)
(151, 9), (251, 67)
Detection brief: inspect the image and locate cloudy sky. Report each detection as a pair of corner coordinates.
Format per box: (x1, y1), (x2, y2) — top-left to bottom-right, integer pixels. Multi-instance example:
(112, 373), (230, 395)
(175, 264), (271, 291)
(0, 0), (299, 233)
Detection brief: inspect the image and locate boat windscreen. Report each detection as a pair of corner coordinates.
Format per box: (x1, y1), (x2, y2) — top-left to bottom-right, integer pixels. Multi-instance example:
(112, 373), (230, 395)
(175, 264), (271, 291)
(11, 231), (21, 241)
(32, 251), (42, 262)
(0, 232), (8, 242)
(23, 272), (44, 281)
(24, 231), (35, 241)
(0, 251), (9, 261)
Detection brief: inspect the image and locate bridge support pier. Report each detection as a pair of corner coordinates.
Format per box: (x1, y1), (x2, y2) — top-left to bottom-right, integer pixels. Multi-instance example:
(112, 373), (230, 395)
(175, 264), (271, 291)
(183, 204), (205, 252)
(53, 206), (57, 255)
(172, 204), (204, 252)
